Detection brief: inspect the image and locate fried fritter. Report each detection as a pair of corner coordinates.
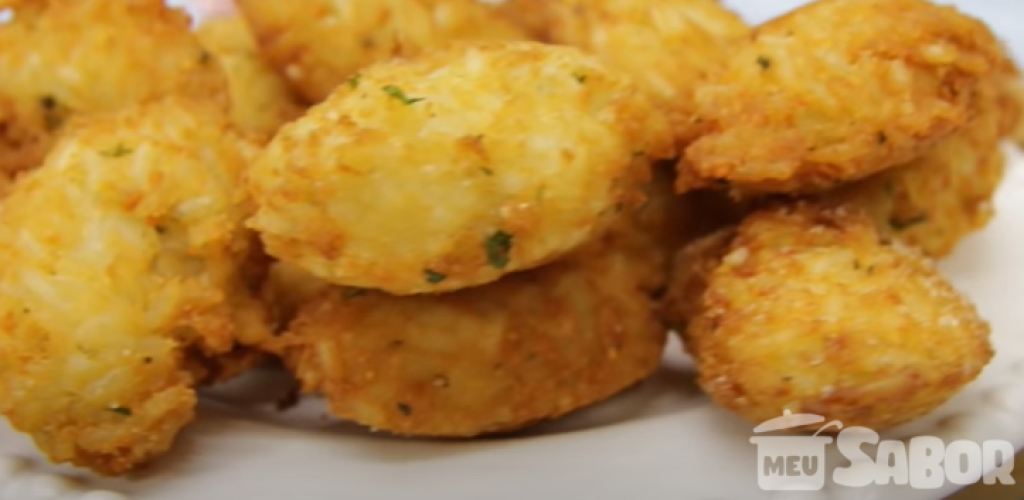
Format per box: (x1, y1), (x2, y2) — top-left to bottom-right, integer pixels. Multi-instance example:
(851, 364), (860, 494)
(196, 15), (304, 137)
(0, 0), (228, 178)
(678, 0), (1006, 194)
(234, 0), (529, 104)
(832, 78), (1006, 258)
(0, 97), (273, 475)
(664, 202), (993, 430)
(542, 0), (749, 142)
(248, 41), (675, 295)
(264, 242), (667, 437)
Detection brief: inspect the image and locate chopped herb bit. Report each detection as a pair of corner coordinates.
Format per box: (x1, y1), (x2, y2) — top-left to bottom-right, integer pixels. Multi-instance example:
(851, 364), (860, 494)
(39, 95), (57, 110)
(382, 85), (424, 105)
(877, 131), (888, 144)
(485, 230), (514, 269)
(101, 143), (133, 157)
(39, 95), (65, 131)
(632, 150), (646, 158)
(344, 287), (368, 299)
(108, 406), (132, 417)
(866, 265), (876, 275)
(346, 73), (361, 89)
(890, 214), (928, 231)
(756, 56), (771, 70)
(479, 167), (493, 176)
(199, 50), (211, 64)
(396, 403), (413, 416)
(143, 357), (153, 364)
(424, 269), (446, 284)
(573, 72), (588, 84)
(853, 260), (861, 270)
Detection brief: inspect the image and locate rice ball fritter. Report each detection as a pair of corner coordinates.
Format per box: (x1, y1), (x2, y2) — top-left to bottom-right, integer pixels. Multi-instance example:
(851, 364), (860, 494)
(248, 41), (675, 295)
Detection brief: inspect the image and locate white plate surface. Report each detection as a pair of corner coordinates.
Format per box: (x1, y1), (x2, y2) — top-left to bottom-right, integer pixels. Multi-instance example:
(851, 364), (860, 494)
(2, 2), (1024, 499)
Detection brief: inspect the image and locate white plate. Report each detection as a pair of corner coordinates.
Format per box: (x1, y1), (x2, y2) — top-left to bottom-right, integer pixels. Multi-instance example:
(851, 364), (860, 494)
(2, 2), (1024, 499)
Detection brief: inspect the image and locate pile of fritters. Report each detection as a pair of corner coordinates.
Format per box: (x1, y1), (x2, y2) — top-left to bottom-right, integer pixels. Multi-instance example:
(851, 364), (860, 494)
(0, 0), (1021, 478)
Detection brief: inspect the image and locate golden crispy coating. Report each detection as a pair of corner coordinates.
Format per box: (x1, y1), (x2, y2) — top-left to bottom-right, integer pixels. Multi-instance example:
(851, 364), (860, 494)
(0, 0), (228, 178)
(660, 227), (735, 334)
(665, 202), (992, 430)
(832, 79), (1006, 258)
(248, 41), (675, 295)
(196, 15), (304, 137)
(678, 0), (1006, 194)
(234, 0), (529, 104)
(264, 243), (667, 437)
(543, 0), (749, 142)
(1002, 70), (1024, 145)
(493, 0), (556, 41)
(0, 97), (273, 475)
(605, 164), (694, 294)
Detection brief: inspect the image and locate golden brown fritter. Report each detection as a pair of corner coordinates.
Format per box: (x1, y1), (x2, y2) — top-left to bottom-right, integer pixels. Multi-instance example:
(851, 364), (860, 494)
(664, 202), (993, 430)
(234, 0), (529, 104)
(542, 0), (750, 142)
(0, 0), (229, 178)
(0, 97), (273, 475)
(248, 41), (675, 295)
(832, 78), (1007, 258)
(264, 242), (667, 437)
(196, 15), (304, 137)
(678, 0), (1006, 194)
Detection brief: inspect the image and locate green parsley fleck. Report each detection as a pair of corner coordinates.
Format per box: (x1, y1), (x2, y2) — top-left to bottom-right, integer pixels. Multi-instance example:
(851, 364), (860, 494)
(40, 95), (58, 110)
(479, 167), (493, 176)
(890, 214), (928, 231)
(396, 403), (413, 416)
(199, 50), (212, 65)
(108, 406), (132, 417)
(347, 73), (361, 89)
(39, 95), (65, 131)
(756, 56), (771, 70)
(382, 85), (425, 105)
(424, 269), (447, 284)
(102, 143), (134, 158)
(877, 131), (888, 144)
(485, 231), (514, 269)
(573, 72), (588, 84)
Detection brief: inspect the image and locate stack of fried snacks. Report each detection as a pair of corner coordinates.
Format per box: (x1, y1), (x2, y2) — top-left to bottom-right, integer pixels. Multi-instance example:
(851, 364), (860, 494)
(0, 0), (1020, 478)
